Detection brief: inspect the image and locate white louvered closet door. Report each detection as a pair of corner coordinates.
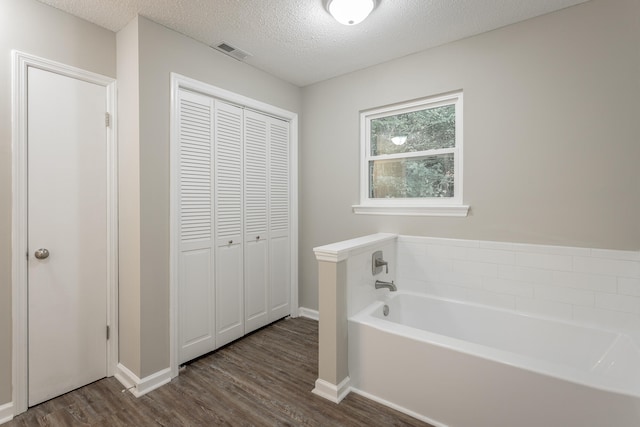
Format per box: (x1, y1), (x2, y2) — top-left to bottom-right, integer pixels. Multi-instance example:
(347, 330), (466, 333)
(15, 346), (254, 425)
(243, 110), (270, 333)
(177, 90), (216, 364)
(214, 101), (245, 347)
(268, 119), (291, 321)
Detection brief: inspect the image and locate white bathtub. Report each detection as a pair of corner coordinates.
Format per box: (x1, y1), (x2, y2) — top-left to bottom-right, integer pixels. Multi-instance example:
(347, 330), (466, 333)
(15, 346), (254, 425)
(348, 292), (640, 427)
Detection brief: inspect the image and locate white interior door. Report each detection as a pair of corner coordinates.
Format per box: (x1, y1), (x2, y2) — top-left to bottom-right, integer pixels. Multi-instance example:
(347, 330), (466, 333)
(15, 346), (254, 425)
(27, 66), (108, 406)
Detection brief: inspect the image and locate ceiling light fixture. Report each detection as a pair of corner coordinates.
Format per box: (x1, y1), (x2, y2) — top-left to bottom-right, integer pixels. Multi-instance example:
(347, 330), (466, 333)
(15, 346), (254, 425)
(326, 0), (377, 26)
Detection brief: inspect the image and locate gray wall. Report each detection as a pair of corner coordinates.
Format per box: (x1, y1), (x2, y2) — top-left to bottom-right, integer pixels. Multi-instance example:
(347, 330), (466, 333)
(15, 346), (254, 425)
(299, 0), (640, 310)
(124, 16), (302, 377)
(0, 0), (116, 406)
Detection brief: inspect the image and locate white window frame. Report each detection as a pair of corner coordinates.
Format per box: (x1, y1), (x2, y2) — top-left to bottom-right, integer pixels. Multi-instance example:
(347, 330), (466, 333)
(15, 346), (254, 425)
(353, 91), (469, 216)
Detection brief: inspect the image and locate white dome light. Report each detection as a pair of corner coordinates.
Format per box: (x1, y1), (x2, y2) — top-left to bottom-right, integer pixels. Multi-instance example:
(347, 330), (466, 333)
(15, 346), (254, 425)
(327, 0), (376, 26)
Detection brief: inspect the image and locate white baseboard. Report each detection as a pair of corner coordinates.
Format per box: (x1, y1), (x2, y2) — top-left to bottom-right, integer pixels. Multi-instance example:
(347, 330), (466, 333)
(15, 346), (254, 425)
(311, 377), (350, 403)
(114, 363), (172, 398)
(299, 307), (319, 321)
(0, 402), (13, 425)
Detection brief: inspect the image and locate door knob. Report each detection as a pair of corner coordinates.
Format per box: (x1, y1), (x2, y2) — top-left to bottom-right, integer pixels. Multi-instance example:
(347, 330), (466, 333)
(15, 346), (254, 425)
(34, 248), (50, 260)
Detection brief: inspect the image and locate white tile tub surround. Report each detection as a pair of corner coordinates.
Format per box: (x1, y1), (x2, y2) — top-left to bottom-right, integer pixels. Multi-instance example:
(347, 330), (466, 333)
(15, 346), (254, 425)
(314, 233), (398, 318)
(345, 239), (397, 317)
(314, 233), (640, 409)
(396, 235), (640, 335)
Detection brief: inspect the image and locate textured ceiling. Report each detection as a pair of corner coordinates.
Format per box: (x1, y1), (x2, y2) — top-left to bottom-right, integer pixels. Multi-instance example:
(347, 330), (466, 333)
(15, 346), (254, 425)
(35, 0), (590, 87)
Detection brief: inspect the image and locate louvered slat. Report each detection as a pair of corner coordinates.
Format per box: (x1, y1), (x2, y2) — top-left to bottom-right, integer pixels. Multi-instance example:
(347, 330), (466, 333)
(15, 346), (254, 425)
(244, 112), (268, 235)
(269, 120), (289, 232)
(179, 97), (212, 243)
(215, 103), (243, 239)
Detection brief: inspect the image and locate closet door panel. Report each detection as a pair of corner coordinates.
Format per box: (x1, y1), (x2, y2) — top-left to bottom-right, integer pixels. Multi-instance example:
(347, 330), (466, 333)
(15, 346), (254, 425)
(269, 234), (290, 320)
(268, 119), (290, 320)
(178, 248), (214, 363)
(215, 242), (244, 347)
(244, 111), (269, 331)
(214, 101), (244, 345)
(244, 238), (269, 333)
(177, 90), (215, 364)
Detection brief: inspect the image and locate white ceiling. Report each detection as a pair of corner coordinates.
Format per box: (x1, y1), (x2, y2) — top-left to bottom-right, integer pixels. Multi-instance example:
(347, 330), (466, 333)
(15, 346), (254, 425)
(35, 0), (590, 87)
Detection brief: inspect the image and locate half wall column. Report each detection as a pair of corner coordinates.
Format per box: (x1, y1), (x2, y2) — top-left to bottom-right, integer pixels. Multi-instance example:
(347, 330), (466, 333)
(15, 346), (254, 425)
(312, 257), (349, 403)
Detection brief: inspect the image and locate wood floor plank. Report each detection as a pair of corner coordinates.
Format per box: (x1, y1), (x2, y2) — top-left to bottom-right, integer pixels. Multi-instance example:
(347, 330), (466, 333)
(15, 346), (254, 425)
(7, 318), (431, 426)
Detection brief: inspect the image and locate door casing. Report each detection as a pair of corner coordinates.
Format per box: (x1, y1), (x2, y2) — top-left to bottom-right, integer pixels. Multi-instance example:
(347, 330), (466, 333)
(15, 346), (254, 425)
(11, 51), (118, 416)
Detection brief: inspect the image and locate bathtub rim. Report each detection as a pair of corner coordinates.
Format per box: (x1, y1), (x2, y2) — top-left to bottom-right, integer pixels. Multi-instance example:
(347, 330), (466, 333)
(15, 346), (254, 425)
(349, 291), (640, 400)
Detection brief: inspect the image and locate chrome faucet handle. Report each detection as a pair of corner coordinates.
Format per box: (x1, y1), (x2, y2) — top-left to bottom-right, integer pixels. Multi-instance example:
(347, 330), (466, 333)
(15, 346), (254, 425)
(372, 250), (389, 275)
(375, 258), (388, 274)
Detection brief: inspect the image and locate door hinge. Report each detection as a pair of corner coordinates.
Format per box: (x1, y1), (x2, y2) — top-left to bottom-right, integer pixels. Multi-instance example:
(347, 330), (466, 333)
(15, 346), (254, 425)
(26, 251), (29, 260)
(106, 325), (110, 340)
(105, 112), (111, 128)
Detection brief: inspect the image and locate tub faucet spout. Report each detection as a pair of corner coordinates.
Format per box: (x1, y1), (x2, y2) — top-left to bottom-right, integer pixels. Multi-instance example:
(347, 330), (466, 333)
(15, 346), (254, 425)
(375, 280), (397, 292)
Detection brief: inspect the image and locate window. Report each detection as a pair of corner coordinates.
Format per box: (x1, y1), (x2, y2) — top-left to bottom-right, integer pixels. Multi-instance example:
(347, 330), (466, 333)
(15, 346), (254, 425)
(353, 91), (468, 216)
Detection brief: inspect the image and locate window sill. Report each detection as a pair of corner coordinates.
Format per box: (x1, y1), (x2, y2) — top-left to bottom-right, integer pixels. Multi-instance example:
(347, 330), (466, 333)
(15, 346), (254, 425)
(352, 204), (469, 217)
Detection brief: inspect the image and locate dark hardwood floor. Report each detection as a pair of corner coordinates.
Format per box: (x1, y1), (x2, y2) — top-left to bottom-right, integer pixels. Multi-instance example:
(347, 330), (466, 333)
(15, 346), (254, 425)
(7, 317), (431, 426)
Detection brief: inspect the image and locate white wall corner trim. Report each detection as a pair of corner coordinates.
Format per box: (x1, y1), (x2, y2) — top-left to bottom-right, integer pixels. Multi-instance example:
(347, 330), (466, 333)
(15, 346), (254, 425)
(114, 364), (172, 398)
(0, 402), (14, 425)
(11, 50), (118, 416)
(298, 307), (319, 321)
(312, 377), (351, 403)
